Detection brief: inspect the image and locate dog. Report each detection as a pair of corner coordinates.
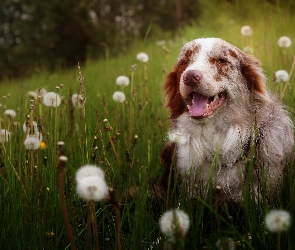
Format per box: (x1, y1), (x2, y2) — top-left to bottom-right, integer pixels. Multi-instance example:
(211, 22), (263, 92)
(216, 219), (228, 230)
(161, 38), (294, 202)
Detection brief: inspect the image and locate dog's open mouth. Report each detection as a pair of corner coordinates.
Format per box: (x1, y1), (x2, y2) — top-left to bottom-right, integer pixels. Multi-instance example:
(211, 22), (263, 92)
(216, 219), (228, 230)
(187, 92), (226, 118)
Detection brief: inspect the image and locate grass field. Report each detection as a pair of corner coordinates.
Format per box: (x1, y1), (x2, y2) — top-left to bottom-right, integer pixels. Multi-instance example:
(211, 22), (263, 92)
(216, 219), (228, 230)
(1, 1), (295, 249)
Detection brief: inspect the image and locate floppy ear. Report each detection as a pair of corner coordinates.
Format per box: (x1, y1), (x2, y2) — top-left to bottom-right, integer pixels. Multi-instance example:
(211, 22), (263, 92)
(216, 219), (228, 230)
(163, 70), (186, 119)
(241, 53), (267, 95)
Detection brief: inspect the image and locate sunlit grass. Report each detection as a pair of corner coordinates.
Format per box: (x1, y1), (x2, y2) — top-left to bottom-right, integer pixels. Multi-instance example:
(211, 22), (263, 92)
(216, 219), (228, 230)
(1, 1), (295, 249)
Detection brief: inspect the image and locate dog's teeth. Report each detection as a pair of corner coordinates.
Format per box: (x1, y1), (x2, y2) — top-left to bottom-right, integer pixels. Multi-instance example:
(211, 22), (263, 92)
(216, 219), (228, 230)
(187, 105), (190, 110)
(213, 94), (219, 102)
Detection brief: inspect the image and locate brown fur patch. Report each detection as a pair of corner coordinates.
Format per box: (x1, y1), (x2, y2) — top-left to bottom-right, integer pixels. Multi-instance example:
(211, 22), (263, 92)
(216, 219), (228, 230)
(209, 57), (230, 82)
(163, 70), (186, 118)
(229, 49), (238, 59)
(163, 47), (202, 118)
(241, 54), (266, 94)
(184, 44), (200, 60)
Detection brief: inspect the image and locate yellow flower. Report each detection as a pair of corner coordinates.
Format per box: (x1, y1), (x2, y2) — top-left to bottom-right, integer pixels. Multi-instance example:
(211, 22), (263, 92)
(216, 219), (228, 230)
(40, 141), (46, 149)
(45, 231), (55, 237)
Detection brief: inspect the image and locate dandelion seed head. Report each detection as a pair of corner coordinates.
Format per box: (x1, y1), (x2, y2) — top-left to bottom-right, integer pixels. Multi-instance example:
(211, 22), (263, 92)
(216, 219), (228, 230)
(4, 109), (16, 118)
(24, 135), (41, 150)
(156, 40), (166, 46)
(216, 237), (235, 250)
(76, 176), (109, 201)
(35, 132), (43, 141)
(37, 87), (47, 97)
(136, 52), (149, 63)
(0, 129), (11, 143)
(76, 165), (105, 181)
(27, 91), (38, 99)
(59, 155), (68, 162)
(72, 94), (85, 108)
(240, 25), (253, 36)
(57, 141), (65, 146)
(23, 121), (38, 133)
(43, 92), (61, 107)
(159, 209), (190, 239)
(116, 75), (130, 86)
(278, 36), (292, 48)
(274, 70), (289, 82)
(265, 209), (291, 232)
(243, 46), (253, 54)
(112, 91), (126, 103)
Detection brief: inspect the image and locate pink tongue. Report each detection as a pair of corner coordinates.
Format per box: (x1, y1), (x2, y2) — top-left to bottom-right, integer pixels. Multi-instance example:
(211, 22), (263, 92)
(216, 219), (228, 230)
(188, 93), (208, 116)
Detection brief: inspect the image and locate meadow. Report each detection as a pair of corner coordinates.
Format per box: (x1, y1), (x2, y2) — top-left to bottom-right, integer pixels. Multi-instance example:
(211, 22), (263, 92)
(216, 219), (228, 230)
(1, 1), (295, 249)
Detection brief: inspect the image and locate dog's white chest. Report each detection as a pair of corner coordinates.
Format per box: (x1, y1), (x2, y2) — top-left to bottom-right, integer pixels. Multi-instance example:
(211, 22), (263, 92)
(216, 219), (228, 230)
(169, 115), (249, 175)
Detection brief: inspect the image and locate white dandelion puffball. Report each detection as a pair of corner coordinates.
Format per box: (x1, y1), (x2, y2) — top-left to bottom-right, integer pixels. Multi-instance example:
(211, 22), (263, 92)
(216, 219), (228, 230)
(23, 121), (38, 133)
(43, 92), (61, 107)
(76, 165), (106, 181)
(72, 94), (85, 108)
(275, 70), (289, 82)
(24, 135), (41, 150)
(4, 109), (16, 118)
(112, 91), (126, 103)
(265, 209), (291, 232)
(243, 46), (253, 54)
(116, 75), (130, 87)
(27, 88), (47, 99)
(76, 176), (109, 202)
(278, 36), (292, 48)
(216, 237), (235, 250)
(240, 25), (253, 36)
(27, 91), (38, 99)
(159, 209), (190, 239)
(136, 52), (149, 63)
(0, 129), (11, 143)
(36, 87), (47, 97)
(30, 131), (43, 142)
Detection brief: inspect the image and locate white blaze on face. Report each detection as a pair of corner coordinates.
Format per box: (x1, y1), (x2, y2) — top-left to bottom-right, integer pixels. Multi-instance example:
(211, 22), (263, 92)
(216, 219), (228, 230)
(185, 38), (218, 71)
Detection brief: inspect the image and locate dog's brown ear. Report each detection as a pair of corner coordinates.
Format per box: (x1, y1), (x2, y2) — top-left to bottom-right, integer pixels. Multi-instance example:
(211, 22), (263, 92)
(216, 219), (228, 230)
(241, 53), (267, 95)
(163, 70), (186, 118)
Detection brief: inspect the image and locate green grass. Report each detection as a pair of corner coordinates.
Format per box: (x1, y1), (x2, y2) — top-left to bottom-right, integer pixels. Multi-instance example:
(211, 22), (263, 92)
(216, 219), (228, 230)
(1, 1), (295, 249)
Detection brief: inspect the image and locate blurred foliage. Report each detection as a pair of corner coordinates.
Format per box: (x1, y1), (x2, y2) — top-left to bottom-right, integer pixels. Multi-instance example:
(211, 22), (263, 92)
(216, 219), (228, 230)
(1, 0), (294, 80)
(0, 0), (201, 79)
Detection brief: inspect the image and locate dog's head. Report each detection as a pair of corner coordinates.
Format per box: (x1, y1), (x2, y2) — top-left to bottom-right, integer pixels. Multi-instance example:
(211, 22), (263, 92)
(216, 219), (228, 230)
(163, 38), (268, 119)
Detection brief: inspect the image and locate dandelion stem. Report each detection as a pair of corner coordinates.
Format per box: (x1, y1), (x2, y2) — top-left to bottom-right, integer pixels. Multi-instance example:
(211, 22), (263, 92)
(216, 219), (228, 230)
(108, 188), (122, 250)
(91, 201), (99, 250)
(86, 202), (92, 250)
(277, 232), (281, 250)
(129, 69), (135, 143)
(281, 55), (295, 100)
(166, 146), (176, 210)
(57, 154), (76, 250)
(116, 207), (122, 250)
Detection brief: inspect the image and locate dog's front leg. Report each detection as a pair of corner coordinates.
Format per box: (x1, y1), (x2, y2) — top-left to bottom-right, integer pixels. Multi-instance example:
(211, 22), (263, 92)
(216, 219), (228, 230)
(215, 164), (247, 202)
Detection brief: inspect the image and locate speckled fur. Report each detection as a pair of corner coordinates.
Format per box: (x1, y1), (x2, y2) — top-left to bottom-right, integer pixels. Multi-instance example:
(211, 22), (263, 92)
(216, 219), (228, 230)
(162, 38), (294, 202)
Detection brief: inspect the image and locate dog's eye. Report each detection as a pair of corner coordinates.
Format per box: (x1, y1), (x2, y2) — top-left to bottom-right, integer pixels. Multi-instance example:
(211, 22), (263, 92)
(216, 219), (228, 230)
(216, 58), (228, 64)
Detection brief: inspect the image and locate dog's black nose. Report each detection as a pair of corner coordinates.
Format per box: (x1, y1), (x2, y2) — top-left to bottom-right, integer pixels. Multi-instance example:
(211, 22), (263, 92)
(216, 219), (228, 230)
(183, 70), (203, 86)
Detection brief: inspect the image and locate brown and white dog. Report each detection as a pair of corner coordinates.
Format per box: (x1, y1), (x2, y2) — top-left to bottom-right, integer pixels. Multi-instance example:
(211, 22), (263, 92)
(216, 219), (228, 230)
(161, 38), (294, 202)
